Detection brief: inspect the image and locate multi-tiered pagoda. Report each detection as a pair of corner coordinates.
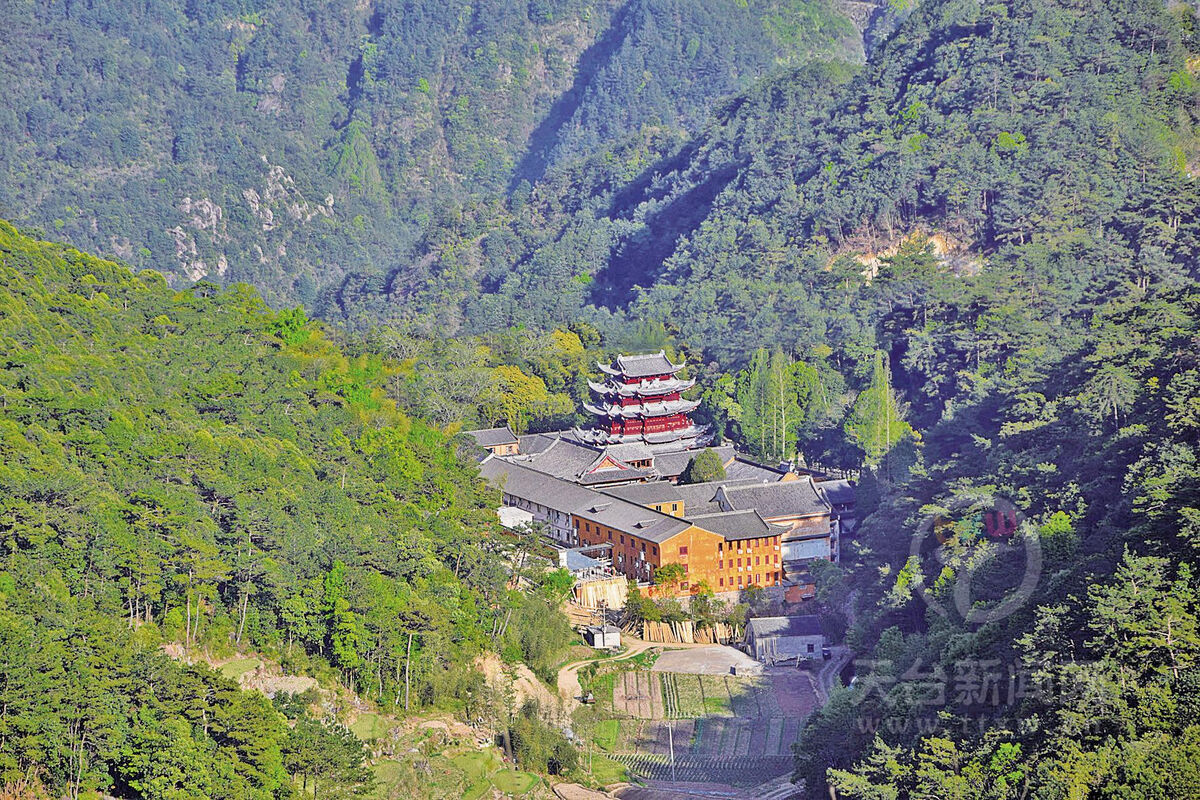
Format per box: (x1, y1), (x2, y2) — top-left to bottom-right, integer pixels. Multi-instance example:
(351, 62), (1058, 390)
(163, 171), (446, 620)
(575, 351), (710, 449)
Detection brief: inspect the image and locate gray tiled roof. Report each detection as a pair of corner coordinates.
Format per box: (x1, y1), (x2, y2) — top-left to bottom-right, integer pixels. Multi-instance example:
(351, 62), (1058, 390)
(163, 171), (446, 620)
(518, 437), (604, 480)
(689, 510), (785, 540)
(601, 351), (682, 378)
(671, 478), (763, 516)
(517, 432), (561, 455)
(747, 615), (823, 638)
(672, 483), (726, 516)
(578, 468), (656, 486)
(603, 442), (655, 463)
(816, 479), (856, 507)
(573, 499), (692, 544)
(724, 457), (790, 483)
(479, 458), (691, 544)
(603, 482), (683, 505)
(716, 477), (831, 520)
(478, 458), (598, 514)
(653, 445), (735, 479)
(464, 426), (518, 448)
(481, 440), (833, 548)
(516, 437), (661, 485)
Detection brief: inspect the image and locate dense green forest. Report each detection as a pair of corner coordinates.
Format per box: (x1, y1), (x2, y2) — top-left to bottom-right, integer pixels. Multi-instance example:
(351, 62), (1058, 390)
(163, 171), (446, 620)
(330, 0), (1200, 795)
(327, 0), (1199, 362)
(0, 220), (578, 797)
(0, 0), (860, 303)
(797, 286), (1200, 797)
(2, 0), (1200, 797)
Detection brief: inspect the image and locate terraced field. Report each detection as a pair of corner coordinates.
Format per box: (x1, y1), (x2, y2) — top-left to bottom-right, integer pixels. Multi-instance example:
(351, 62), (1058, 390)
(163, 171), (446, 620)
(613, 670), (665, 719)
(603, 669), (818, 787)
(659, 673), (734, 718)
(610, 753), (795, 784)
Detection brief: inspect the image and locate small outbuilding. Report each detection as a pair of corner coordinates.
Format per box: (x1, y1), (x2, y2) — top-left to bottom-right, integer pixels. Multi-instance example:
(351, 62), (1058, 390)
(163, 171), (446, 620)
(583, 625), (621, 650)
(745, 615), (824, 663)
(464, 425), (520, 456)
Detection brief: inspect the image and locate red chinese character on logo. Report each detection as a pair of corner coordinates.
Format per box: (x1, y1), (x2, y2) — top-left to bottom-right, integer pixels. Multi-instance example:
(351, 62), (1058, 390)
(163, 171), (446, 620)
(984, 508), (1018, 539)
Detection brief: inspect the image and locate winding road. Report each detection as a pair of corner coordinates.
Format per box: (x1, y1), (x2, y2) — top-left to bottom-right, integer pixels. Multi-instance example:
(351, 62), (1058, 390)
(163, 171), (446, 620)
(557, 636), (714, 706)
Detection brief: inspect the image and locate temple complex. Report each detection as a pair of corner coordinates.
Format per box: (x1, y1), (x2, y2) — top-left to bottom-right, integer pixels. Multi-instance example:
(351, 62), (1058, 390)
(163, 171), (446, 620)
(468, 350), (855, 602)
(575, 351), (710, 449)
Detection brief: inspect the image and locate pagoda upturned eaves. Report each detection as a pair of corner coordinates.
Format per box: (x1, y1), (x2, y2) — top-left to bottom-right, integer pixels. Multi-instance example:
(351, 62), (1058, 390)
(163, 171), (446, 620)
(575, 351), (710, 449)
(596, 351), (684, 380)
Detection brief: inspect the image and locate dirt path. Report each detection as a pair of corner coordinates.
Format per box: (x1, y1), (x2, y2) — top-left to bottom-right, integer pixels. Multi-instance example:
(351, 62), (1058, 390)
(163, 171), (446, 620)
(557, 636), (714, 707)
(558, 637), (660, 705)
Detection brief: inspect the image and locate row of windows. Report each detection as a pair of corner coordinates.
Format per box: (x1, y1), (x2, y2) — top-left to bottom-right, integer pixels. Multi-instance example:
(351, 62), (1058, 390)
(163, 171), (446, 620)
(717, 537), (780, 553)
(577, 520), (659, 556)
(718, 571), (781, 588)
(510, 496), (569, 523)
(576, 520), (800, 571)
(718, 555), (780, 569)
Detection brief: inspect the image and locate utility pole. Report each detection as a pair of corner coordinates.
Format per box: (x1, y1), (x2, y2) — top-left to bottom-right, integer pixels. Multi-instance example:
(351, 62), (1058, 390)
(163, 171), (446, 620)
(668, 721), (676, 782)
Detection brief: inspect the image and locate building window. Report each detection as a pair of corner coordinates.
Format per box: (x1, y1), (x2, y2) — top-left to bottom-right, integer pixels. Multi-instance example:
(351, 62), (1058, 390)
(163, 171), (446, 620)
(620, 535), (625, 544)
(807, 643), (815, 654)
(678, 546), (688, 556)
(755, 556), (760, 566)
(737, 558), (742, 567)
(774, 554), (779, 564)
(652, 545), (657, 555)
(738, 575), (743, 586)
(718, 560), (723, 569)
(607, 531), (612, 541)
(719, 577), (724, 587)
(717, 542), (723, 552)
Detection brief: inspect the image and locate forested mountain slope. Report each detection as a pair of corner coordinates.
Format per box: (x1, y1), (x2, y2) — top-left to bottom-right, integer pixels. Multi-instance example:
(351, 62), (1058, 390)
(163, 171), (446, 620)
(3, 0), (1200, 796)
(795, 285), (1200, 797)
(305, 2), (1200, 794)
(0, 0), (859, 302)
(329, 0), (1199, 368)
(0, 220), (573, 796)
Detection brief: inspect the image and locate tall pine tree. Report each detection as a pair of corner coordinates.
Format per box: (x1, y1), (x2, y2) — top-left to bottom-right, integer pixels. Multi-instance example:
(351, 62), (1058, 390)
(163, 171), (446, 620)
(844, 352), (913, 467)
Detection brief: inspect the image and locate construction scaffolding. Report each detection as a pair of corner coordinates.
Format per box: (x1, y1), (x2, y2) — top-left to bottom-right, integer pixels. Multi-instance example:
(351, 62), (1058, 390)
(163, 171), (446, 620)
(557, 543), (615, 581)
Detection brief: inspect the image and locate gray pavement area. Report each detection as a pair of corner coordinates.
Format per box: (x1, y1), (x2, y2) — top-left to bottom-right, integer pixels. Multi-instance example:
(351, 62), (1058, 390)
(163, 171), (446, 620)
(651, 645), (761, 675)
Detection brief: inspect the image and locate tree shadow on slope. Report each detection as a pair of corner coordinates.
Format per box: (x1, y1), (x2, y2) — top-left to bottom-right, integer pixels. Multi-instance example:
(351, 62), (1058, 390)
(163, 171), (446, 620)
(509, 1), (638, 190)
(589, 160), (742, 307)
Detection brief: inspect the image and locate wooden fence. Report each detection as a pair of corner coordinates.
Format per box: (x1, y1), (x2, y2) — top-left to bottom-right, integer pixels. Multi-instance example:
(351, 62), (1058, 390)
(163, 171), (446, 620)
(638, 620), (738, 645)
